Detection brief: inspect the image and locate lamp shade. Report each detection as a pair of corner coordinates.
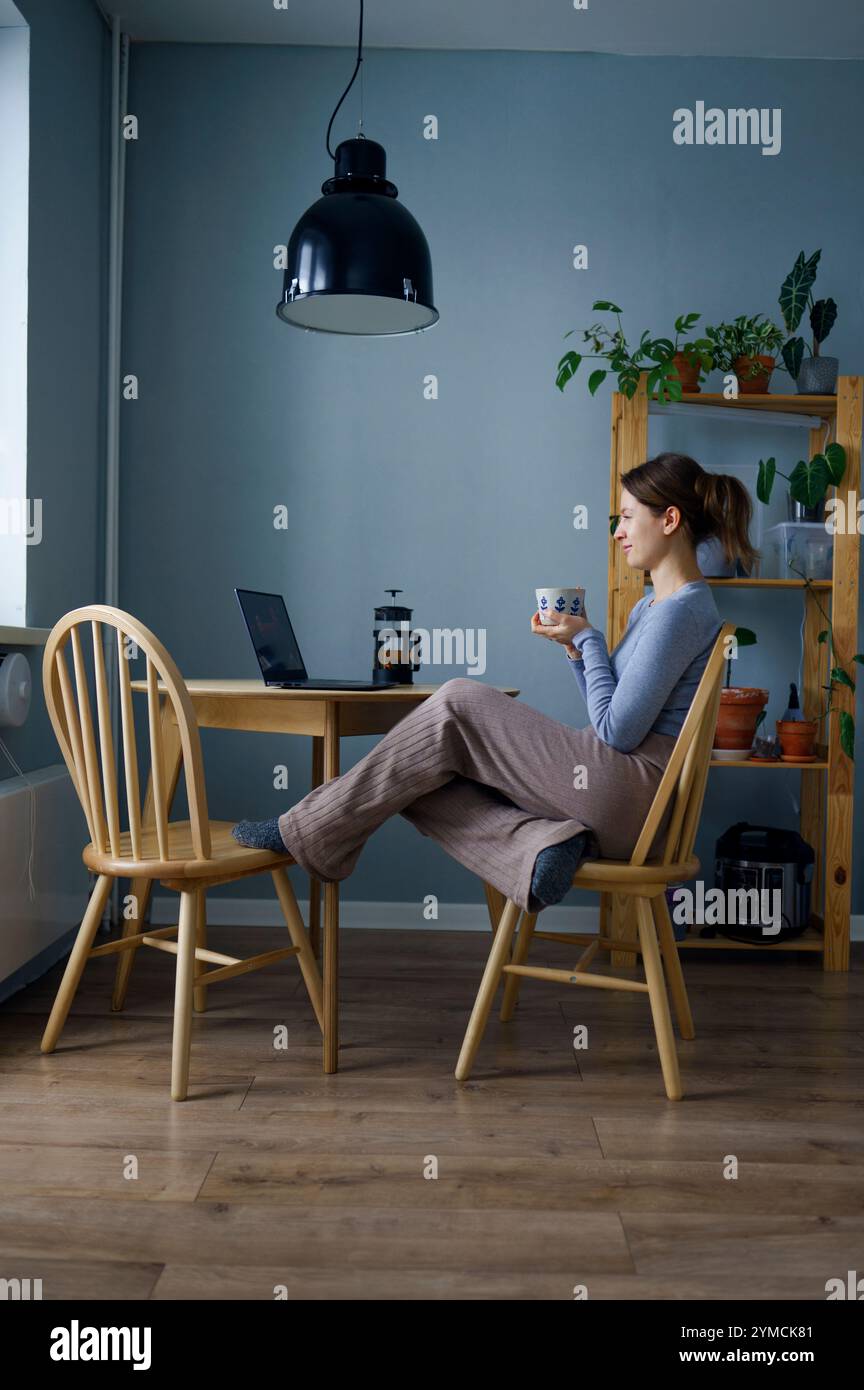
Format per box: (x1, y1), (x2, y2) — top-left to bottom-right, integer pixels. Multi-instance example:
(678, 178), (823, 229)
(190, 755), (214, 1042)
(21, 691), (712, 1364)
(277, 137), (438, 336)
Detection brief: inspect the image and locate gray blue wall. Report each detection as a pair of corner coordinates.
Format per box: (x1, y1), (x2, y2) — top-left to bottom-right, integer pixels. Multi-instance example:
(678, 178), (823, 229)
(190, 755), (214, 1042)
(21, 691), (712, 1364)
(118, 44), (864, 910)
(4, 0), (107, 777)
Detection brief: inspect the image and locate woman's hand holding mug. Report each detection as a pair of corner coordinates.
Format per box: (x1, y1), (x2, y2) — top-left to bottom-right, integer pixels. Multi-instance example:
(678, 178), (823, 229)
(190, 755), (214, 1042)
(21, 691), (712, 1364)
(531, 608), (592, 656)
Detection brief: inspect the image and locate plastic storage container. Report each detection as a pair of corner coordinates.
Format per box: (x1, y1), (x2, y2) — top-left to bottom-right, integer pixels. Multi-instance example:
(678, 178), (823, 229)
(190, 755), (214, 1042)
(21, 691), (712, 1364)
(763, 522), (833, 580)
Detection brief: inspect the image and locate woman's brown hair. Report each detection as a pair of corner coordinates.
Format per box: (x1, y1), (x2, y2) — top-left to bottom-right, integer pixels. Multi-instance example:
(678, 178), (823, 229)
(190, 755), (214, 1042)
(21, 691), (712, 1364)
(620, 452), (759, 573)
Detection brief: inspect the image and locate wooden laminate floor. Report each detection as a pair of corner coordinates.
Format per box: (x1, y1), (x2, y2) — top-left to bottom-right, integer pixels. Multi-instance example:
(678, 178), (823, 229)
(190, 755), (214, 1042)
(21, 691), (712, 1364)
(0, 924), (862, 1301)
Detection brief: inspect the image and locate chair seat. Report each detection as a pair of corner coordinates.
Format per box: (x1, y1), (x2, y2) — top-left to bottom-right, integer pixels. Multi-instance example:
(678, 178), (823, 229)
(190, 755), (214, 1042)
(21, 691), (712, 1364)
(573, 854), (700, 887)
(82, 820), (294, 881)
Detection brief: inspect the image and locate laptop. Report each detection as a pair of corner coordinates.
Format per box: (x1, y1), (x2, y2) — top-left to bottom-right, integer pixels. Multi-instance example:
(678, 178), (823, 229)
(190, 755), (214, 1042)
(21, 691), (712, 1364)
(235, 589), (381, 690)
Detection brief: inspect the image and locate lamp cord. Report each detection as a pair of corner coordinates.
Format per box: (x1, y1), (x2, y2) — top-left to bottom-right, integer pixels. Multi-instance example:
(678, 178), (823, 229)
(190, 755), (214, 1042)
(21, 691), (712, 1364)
(326, 0), (365, 160)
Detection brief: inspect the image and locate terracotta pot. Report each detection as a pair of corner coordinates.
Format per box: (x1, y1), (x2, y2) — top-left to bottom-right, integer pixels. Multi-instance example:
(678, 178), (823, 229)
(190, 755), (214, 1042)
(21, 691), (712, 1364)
(734, 354), (775, 394)
(714, 687), (769, 750)
(671, 351), (701, 393)
(776, 719), (818, 760)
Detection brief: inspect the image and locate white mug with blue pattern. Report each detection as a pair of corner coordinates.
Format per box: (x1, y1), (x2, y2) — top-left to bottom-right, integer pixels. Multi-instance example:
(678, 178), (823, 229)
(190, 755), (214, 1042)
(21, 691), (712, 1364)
(535, 587), (585, 626)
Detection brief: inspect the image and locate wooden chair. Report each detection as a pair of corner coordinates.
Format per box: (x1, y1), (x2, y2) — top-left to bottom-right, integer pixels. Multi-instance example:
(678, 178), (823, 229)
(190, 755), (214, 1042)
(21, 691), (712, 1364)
(457, 622), (736, 1101)
(41, 605), (323, 1101)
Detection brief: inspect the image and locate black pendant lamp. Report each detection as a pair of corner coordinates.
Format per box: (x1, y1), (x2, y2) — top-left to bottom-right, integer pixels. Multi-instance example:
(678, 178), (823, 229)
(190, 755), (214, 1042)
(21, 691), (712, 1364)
(276, 0), (438, 336)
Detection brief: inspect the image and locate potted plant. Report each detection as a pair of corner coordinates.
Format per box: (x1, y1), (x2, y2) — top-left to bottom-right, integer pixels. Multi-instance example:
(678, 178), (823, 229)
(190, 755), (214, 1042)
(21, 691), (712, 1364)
(776, 711), (819, 760)
(705, 314), (786, 394)
(756, 442), (846, 525)
(669, 314), (714, 393)
(779, 571), (863, 761)
(555, 302), (705, 404)
(714, 627), (769, 752)
(778, 249), (839, 395)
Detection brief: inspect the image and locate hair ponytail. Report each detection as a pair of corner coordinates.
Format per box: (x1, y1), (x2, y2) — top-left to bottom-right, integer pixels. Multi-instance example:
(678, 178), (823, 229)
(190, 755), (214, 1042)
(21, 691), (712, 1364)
(694, 469), (759, 571)
(620, 452), (760, 574)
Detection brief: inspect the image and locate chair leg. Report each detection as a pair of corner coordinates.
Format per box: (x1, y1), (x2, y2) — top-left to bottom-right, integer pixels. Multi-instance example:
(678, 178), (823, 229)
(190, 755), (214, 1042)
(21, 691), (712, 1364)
(271, 867), (324, 1032)
(636, 897), (682, 1101)
(171, 890), (199, 1102)
(652, 893), (695, 1040)
(455, 899), (522, 1082)
(41, 875), (113, 1054)
(483, 881), (506, 931)
(111, 876), (153, 1012)
(499, 911), (537, 1022)
(193, 891), (208, 1014)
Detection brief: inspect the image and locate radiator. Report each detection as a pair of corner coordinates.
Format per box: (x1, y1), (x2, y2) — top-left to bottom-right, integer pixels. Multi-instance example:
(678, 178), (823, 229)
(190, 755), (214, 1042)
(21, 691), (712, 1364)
(0, 764), (90, 992)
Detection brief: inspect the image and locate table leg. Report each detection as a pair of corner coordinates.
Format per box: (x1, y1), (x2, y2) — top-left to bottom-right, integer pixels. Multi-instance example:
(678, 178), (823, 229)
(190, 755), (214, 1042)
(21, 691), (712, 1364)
(322, 705), (340, 1074)
(112, 698), (183, 1012)
(309, 737), (324, 958)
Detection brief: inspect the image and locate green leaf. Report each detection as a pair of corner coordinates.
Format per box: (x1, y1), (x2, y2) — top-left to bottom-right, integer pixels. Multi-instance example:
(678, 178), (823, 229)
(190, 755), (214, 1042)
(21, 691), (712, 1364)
(662, 371), (683, 403)
(646, 338), (675, 363)
(556, 351), (582, 391)
(592, 300), (622, 314)
(734, 626), (757, 648)
(817, 629), (829, 644)
(854, 654), (864, 666)
(779, 249), (821, 332)
(824, 441), (846, 484)
(587, 369), (608, 396)
(839, 710), (855, 760)
(563, 329), (575, 340)
(831, 667), (856, 692)
(781, 337), (805, 379)
(756, 457), (776, 504)
(810, 298), (837, 345)
(609, 513), (620, 536)
(618, 364), (641, 398)
(647, 362), (682, 404)
(789, 454), (830, 509)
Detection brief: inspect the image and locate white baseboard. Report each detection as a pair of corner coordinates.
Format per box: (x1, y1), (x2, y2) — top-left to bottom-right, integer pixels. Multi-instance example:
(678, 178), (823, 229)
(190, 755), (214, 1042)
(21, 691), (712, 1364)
(149, 896), (601, 933)
(149, 896), (864, 941)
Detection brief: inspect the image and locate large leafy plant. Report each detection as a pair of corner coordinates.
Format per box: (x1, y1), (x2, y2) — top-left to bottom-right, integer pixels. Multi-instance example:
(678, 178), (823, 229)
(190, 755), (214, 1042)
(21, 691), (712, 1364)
(556, 304), (708, 404)
(756, 442), (846, 509)
(778, 249), (838, 379)
(705, 314), (785, 377)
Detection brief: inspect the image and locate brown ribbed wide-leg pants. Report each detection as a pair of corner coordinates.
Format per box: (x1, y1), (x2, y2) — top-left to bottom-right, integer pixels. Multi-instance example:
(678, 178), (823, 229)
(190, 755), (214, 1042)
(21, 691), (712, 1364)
(278, 679), (677, 912)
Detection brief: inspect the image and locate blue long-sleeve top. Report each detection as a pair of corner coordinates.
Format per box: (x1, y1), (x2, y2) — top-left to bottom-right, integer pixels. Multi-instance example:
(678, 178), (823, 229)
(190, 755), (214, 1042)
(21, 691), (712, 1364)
(567, 580), (722, 753)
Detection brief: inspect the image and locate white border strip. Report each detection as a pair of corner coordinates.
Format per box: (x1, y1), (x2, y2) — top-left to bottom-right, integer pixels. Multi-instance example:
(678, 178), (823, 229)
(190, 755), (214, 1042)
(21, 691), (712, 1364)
(149, 896), (864, 940)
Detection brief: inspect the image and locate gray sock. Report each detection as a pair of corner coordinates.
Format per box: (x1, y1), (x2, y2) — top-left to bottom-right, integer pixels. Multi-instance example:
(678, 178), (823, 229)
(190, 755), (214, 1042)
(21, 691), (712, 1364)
(231, 817), (287, 853)
(528, 832), (590, 911)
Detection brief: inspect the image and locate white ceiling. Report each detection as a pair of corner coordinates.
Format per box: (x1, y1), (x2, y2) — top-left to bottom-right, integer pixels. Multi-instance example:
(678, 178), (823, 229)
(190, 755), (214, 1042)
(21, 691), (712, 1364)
(107, 0), (864, 60)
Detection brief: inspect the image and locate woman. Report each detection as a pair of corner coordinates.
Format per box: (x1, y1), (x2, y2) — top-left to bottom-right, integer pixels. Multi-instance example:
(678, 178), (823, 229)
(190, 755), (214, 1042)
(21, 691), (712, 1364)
(234, 453), (757, 913)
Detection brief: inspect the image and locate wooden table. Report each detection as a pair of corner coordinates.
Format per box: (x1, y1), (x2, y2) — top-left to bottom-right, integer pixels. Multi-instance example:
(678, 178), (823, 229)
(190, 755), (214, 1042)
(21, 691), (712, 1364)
(122, 680), (518, 1073)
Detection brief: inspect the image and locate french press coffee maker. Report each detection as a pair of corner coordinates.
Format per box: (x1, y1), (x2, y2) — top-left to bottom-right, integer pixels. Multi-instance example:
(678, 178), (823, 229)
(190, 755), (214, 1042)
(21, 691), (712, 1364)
(373, 590), (422, 685)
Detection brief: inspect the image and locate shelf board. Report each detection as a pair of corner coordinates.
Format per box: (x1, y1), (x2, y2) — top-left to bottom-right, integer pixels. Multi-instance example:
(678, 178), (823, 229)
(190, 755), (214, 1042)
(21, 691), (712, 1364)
(709, 757), (829, 769)
(642, 573), (832, 589)
(677, 928), (823, 952)
(652, 392), (837, 419)
(0, 625), (51, 646)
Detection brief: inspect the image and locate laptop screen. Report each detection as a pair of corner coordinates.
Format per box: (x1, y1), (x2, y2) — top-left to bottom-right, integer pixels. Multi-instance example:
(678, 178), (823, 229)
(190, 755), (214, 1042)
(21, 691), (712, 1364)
(235, 589), (307, 683)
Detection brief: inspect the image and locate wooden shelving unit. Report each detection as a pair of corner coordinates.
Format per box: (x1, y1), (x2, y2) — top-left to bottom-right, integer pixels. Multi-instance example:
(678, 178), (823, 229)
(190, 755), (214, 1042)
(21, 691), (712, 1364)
(605, 379), (862, 971)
